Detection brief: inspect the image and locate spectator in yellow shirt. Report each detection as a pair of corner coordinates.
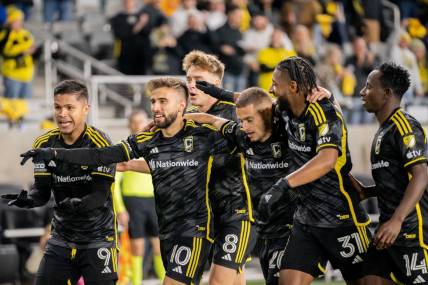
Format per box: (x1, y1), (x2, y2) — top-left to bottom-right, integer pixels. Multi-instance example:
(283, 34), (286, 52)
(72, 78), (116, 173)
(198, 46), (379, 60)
(0, 7), (35, 99)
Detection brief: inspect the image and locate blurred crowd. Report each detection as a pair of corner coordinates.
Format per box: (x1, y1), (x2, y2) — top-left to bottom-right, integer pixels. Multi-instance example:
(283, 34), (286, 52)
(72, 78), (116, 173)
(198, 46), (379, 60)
(0, 0), (428, 127)
(108, 0), (428, 124)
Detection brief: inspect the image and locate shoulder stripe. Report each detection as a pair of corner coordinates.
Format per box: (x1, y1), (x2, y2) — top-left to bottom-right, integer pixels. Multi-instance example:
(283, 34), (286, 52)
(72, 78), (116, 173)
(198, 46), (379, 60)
(307, 105), (320, 126)
(86, 129), (103, 148)
(185, 120), (197, 128)
(397, 110), (413, 132)
(33, 129), (60, 148)
(391, 114), (408, 136)
(120, 141), (131, 161)
(137, 131), (157, 139)
(218, 100), (236, 106)
(88, 127), (109, 147)
(313, 102), (327, 122)
(202, 123), (218, 131)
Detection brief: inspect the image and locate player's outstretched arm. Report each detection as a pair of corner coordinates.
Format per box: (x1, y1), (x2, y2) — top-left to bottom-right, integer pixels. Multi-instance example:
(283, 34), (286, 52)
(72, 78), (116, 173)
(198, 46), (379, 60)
(348, 173), (377, 200)
(1, 184), (51, 208)
(116, 160), (150, 173)
(374, 163), (428, 250)
(184, 113), (228, 130)
(195, 80), (240, 102)
(20, 144), (130, 166)
(286, 148), (338, 188)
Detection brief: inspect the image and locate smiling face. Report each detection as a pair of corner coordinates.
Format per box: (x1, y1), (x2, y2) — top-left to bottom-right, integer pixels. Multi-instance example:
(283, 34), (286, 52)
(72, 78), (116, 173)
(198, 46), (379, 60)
(150, 87), (186, 129)
(54, 93), (89, 137)
(186, 66), (221, 108)
(269, 68), (296, 108)
(360, 70), (387, 113)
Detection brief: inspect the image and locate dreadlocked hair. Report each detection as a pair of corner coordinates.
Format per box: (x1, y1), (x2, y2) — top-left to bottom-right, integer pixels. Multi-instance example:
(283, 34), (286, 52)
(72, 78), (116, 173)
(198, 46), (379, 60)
(276, 56), (318, 95)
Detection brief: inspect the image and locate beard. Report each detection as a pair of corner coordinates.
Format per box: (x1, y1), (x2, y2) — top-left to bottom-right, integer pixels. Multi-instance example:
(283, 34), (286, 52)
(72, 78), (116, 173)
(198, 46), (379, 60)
(277, 95), (290, 111)
(154, 111), (179, 128)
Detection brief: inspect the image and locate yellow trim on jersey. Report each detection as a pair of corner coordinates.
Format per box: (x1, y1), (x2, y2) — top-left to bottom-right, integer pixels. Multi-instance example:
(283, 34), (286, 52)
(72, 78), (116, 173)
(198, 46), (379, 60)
(205, 156), (214, 243)
(120, 141), (131, 161)
(91, 172), (114, 179)
(34, 172), (52, 176)
(220, 121), (232, 136)
(334, 114), (371, 231)
(307, 105), (320, 126)
(186, 237), (202, 278)
(71, 248), (77, 259)
(110, 248), (118, 272)
(316, 143), (338, 153)
(391, 116), (405, 136)
(110, 184), (120, 250)
(313, 102), (327, 122)
(218, 100), (236, 106)
(404, 157), (427, 168)
(423, 249), (428, 271)
(397, 110), (412, 132)
(390, 272), (404, 285)
(235, 221), (246, 263)
(240, 154), (254, 222)
(87, 128), (108, 147)
(415, 203), (428, 249)
(136, 130), (159, 143)
(202, 123), (218, 131)
(317, 262), (326, 274)
(87, 127), (109, 147)
(186, 119), (197, 129)
(67, 279), (72, 285)
(186, 106), (199, 112)
(33, 129), (60, 148)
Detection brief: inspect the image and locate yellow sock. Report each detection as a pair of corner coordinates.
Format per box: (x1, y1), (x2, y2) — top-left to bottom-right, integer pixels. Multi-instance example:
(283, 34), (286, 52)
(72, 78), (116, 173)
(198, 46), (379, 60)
(131, 255), (142, 285)
(153, 254), (165, 281)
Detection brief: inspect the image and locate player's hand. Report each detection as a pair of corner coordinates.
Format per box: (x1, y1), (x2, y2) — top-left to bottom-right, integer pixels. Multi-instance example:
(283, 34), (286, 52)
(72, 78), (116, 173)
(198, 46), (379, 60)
(258, 178), (290, 223)
(117, 211), (129, 228)
(59, 197), (82, 212)
(373, 218), (402, 250)
(1, 190), (34, 208)
(306, 86), (331, 103)
(20, 148), (56, 165)
(195, 80), (234, 101)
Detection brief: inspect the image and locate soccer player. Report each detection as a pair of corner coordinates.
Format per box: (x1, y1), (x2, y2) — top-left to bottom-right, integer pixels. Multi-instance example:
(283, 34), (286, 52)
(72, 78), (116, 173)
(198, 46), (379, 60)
(21, 77), (226, 285)
(183, 50), (257, 285)
(184, 87), (308, 285)
(355, 63), (428, 284)
(267, 56), (371, 285)
(114, 110), (165, 284)
(2, 80), (118, 285)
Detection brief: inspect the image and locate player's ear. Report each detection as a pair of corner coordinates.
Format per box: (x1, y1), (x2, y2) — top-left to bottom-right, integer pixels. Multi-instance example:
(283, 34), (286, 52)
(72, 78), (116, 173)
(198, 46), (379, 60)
(289, 80), (298, 93)
(384, 87), (393, 99)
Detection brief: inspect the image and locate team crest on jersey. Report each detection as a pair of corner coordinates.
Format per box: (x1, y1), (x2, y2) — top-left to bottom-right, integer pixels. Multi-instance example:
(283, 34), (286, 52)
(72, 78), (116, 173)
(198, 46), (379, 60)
(271, 143), (282, 158)
(375, 135), (382, 155)
(318, 123), (329, 137)
(298, 124), (306, 141)
(184, 136), (194, 152)
(403, 134), (416, 148)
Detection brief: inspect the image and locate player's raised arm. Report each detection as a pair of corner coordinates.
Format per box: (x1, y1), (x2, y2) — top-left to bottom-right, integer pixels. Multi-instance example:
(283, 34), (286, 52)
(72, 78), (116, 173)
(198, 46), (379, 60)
(20, 139), (136, 166)
(195, 80), (240, 102)
(184, 112), (228, 130)
(116, 159), (151, 173)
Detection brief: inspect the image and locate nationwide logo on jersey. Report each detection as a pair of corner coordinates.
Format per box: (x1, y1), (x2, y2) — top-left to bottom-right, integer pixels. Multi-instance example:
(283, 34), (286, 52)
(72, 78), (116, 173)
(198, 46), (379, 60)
(298, 123), (306, 141)
(318, 123), (329, 137)
(375, 135), (382, 154)
(271, 143), (282, 158)
(184, 136), (194, 152)
(403, 134), (416, 148)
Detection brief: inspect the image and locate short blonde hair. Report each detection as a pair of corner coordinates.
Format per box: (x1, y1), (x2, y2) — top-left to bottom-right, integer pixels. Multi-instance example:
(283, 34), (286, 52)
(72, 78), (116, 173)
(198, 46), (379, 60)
(146, 77), (188, 99)
(182, 50), (225, 80)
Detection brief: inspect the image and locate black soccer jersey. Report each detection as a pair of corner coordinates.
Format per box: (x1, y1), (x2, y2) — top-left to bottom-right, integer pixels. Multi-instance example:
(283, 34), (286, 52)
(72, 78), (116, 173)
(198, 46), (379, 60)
(32, 126), (117, 249)
(370, 108), (428, 247)
(188, 101), (253, 223)
(55, 120), (224, 241)
(276, 99), (369, 228)
(220, 120), (296, 238)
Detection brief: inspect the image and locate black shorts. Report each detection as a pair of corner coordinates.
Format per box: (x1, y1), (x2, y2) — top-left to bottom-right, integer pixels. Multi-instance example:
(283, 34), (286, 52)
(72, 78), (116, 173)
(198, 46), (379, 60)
(364, 244), (428, 284)
(123, 196), (159, 238)
(35, 243), (118, 285)
(257, 236), (290, 285)
(160, 236), (212, 284)
(213, 220), (258, 270)
(282, 222), (371, 280)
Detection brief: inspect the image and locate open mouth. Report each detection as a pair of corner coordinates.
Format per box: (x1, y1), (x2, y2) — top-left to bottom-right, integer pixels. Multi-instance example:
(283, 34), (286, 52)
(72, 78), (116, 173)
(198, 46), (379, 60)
(58, 121), (72, 128)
